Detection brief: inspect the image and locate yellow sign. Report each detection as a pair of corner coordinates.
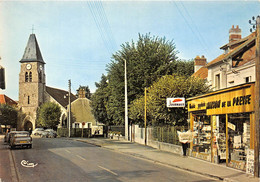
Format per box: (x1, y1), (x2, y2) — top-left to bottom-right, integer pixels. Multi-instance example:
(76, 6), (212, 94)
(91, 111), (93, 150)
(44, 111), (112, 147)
(188, 83), (254, 115)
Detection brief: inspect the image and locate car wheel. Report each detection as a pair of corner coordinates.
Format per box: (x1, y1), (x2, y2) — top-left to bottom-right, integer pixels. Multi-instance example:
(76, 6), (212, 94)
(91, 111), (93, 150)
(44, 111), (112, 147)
(29, 144), (32, 149)
(10, 145), (14, 149)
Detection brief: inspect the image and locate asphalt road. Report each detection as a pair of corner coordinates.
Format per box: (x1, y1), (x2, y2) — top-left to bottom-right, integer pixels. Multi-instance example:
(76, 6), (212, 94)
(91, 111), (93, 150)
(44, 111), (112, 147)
(1, 136), (218, 182)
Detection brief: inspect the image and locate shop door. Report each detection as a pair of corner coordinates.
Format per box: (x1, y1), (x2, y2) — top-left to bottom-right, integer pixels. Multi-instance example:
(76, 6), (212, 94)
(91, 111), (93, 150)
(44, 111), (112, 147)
(227, 113), (250, 171)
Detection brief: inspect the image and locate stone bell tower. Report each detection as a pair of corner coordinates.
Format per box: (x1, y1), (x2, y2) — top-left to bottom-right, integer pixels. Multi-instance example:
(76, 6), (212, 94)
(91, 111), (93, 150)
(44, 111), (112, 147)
(18, 34), (46, 130)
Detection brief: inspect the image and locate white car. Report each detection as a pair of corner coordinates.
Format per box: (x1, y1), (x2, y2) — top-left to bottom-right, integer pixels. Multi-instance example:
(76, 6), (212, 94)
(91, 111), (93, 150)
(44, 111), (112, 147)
(41, 129), (57, 138)
(32, 128), (44, 136)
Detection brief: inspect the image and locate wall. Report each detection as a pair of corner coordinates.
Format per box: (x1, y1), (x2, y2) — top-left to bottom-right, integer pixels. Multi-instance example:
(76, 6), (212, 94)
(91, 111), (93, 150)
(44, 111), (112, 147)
(130, 125), (182, 155)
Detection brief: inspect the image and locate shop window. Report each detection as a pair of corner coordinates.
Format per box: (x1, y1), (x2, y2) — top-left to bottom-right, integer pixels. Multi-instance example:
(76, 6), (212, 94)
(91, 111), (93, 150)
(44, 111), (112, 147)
(192, 115), (211, 158)
(227, 113), (250, 171)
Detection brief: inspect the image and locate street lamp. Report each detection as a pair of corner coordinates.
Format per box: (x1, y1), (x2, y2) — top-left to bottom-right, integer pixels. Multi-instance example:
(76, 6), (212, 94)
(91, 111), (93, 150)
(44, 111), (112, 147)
(124, 59), (129, 140)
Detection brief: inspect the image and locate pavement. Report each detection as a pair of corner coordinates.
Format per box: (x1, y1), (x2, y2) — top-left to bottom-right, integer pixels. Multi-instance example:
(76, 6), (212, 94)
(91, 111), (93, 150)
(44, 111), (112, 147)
(72, 137), (260, 182)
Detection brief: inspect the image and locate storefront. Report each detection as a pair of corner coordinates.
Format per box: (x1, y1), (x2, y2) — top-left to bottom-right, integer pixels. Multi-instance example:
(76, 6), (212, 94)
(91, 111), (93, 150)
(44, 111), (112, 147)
(187, 83), (255, 172)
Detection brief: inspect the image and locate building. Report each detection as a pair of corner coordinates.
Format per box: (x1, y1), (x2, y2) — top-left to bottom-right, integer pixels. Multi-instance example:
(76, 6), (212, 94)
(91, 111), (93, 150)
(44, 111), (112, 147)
(71, 88), (96, 129)
(0, 94), (18, 107)
(18, 34), (78, 130)
(187, 25), (256, 173)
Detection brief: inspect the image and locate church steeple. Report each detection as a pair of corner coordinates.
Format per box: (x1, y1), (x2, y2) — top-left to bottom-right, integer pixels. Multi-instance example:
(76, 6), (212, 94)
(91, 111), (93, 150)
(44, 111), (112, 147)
(20, 34), (45, 64)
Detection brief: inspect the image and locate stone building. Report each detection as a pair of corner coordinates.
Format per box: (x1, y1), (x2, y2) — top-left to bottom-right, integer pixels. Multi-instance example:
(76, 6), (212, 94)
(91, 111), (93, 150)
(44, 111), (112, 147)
(18, 34), (78, 130)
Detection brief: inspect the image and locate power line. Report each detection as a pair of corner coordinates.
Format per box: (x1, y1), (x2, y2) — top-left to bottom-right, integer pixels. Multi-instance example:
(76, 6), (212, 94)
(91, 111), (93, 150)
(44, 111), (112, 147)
(173, 1), (212, 58)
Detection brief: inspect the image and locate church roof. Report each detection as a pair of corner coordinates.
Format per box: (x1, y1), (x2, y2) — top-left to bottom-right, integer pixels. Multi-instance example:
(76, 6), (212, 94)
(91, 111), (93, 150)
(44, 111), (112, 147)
(46, 86), (77, 108)
(20, 34), (45, 64)
(0, 94), (18, 106)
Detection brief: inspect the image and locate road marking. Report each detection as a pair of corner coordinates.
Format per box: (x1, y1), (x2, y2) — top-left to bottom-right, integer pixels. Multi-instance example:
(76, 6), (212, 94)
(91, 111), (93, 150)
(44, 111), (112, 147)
(65, 149), (71, 153)
(21, 160), (38, 168)
(76, 155), (86, 161)
(98, 165), (118, 176)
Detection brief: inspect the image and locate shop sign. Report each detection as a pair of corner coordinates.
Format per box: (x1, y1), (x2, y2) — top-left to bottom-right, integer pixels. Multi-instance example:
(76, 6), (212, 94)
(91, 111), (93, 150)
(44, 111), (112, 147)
(228, 122), (236, 131)
(187, 84), (254, 115)
(167, 98), (185, 108)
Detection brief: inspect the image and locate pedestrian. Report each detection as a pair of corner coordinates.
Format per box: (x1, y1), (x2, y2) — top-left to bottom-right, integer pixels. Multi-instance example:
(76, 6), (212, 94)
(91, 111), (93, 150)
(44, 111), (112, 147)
(182, 142), (188, 156)
(177, 129), (191, 157)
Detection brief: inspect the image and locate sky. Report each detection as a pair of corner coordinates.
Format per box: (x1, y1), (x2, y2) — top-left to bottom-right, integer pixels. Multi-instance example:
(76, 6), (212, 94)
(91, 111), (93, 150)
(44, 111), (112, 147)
(0, 0), (259, 101)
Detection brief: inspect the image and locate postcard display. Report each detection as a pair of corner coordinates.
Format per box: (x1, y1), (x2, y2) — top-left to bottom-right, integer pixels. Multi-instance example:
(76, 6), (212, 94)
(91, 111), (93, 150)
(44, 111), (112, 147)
(227, 113), (250, 171)
(192, 115), (212, 161)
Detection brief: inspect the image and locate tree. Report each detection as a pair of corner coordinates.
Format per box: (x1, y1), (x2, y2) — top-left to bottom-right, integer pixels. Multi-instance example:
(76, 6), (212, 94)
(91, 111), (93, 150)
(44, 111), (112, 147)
(129, 74), (210, 126)
(37, 102), (61, 128)
(0, 104), (17, 128)
(90, 74), (112, 125)
(104, 33), (181, 125)
(76, 85), (91, 99)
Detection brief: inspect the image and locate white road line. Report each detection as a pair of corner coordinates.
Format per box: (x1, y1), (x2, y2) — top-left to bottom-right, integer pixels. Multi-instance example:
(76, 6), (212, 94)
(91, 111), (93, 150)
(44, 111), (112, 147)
(65, 149), (71, 153)
(76, 155), (86, 161)
(98, 165), (118, 176)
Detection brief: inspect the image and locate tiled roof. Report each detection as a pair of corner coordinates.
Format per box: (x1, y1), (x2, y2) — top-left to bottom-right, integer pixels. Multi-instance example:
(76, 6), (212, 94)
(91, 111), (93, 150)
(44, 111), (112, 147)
(192, 66), (208, 79)
(0, 95), (18, 106)
(206, 32), (256, 68)
(20, 34), (45, 64)
(46, 86), (77, 108)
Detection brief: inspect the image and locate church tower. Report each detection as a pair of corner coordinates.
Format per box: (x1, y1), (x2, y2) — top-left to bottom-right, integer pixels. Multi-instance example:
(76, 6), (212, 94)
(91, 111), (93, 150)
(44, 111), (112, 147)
(19, 34), (46, 130)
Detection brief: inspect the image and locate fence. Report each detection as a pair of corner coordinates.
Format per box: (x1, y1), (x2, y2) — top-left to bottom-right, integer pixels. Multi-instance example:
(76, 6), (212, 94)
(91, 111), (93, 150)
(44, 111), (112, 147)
(151, 126), (188, 146)
(57, 128), (91, 138)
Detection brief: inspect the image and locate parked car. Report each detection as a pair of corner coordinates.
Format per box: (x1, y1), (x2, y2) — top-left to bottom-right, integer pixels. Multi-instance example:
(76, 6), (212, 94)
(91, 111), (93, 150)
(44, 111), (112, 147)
(41, 129), (57, 138)
(9, 131), (32, 149)
(32, 128), (44, 136)
(5, 131), (18, 143)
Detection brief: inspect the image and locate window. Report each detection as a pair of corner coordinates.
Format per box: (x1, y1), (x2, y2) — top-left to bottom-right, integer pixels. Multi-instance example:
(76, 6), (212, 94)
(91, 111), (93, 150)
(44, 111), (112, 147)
(29, 72), (32, 82)
(245, 76), (251, 83)
(39, 72), (42, 83)
(28, 96), (30, 104)
(25, 72), (28, 82)
(215, 74), (220, 90)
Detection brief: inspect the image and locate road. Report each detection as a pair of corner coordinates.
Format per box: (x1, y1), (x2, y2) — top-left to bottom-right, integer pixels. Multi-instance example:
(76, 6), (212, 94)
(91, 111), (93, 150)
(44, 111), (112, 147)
(0, 136), (218, 182)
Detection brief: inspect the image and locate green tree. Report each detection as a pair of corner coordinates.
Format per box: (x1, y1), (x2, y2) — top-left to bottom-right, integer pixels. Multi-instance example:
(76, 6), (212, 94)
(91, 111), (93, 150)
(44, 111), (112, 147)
(129, 74), (210, 126)
(37, 102), (61, 128)
(105, 33), (181, 125)
(90, 74), (112, 125)
(0, 104), (17, 128)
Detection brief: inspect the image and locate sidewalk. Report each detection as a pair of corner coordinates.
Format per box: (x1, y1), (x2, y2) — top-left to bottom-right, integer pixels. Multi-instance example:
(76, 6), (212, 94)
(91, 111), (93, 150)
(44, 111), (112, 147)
(73, 137), (259, 182)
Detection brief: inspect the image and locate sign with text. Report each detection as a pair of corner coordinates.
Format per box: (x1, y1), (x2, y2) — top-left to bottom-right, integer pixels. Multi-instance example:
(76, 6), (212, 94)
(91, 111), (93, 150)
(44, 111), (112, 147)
(177, 130), (192, 143)
(167, 98), (185, 108)
(187, 83), (254, 115)
(246, 149), (254, 175)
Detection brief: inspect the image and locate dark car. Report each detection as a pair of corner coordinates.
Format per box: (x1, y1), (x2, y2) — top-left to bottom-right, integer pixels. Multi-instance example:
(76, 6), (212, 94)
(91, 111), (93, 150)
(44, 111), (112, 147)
(9, 131), (32, 149)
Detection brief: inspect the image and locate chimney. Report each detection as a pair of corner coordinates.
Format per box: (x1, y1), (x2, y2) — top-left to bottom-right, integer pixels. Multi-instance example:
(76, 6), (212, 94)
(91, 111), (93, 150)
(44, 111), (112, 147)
(78, 88), (86, 98)
(194, 55), (207, 73)
(229, 25), (241, 42)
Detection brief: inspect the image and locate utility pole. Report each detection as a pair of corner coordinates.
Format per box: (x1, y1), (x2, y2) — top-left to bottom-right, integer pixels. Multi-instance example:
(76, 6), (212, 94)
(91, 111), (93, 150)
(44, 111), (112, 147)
(250, 15), (260, 177)
(68, 79), (71, 138)
(144, 87), (147, 145)
(124, 59), (128, 140)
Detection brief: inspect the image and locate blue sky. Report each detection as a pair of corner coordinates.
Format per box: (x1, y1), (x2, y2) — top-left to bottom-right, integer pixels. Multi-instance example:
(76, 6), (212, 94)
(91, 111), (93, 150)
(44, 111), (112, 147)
(0, 0), (259, 100)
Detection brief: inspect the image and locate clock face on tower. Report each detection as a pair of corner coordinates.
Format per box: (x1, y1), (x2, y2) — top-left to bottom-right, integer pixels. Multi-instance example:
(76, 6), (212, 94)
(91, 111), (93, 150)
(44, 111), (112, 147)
(26, 64), (32, 70)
